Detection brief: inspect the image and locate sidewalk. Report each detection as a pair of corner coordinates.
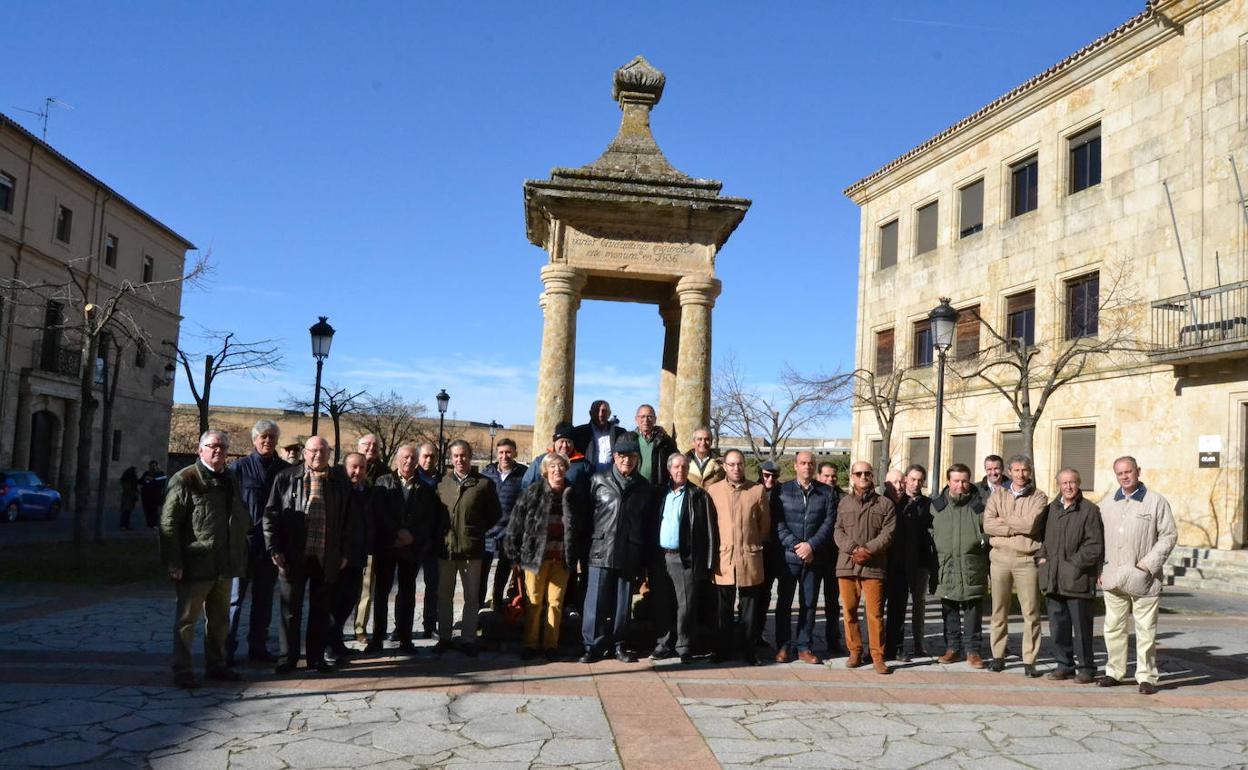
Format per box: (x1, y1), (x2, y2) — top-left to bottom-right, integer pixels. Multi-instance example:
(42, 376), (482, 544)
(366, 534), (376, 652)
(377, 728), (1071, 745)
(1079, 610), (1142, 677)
(0, 581), (1244, 769)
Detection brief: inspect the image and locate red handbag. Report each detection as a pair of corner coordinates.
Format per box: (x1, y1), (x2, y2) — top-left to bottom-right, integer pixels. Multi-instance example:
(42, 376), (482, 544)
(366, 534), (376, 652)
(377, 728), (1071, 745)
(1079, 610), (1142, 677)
(502, 566), (527, 626)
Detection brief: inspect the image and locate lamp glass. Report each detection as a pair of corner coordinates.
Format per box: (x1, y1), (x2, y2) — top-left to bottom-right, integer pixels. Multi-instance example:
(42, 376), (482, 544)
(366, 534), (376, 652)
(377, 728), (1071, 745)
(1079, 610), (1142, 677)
(930, 301), (957, 352)
(309, 316), (335, 359)
(436, 389), (450, 414)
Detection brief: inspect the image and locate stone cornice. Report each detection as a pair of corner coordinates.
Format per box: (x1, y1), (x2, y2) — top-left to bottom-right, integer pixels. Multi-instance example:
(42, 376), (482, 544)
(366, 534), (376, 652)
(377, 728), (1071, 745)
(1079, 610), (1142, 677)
(843, 0), (1222, 205)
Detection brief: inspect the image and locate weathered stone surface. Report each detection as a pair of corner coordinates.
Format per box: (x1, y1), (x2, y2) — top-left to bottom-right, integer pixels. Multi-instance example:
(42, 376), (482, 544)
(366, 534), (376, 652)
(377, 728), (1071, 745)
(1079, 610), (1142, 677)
(371, 722), (469, 756)
(277, 737), (398, 768)
(148, 748), (231, 770)
(0, 738), (110, 767)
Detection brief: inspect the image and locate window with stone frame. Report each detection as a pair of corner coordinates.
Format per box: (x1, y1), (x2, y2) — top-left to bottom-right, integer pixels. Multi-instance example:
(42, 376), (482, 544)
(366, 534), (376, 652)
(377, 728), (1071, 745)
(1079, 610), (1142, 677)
(875, 328), (895, 376)
(105, 234), (118, 268)
(1010, 155), (1039, 217)
(1005, 290), (1035, 348)
(1069, 124), (1101, 194)
(0, 172), (14, 214)
(912, 319), (933, 367)
(878, 219), (898, 270)
(1059, 425), (1096, 491)
(55, 204), (73, 243)
(1065, 271), (1099, 340)
(915, 200), (938, 255)
(142, 255), (154, 283)
(955, 305), (981, 361)
(959, 179), (984, 237)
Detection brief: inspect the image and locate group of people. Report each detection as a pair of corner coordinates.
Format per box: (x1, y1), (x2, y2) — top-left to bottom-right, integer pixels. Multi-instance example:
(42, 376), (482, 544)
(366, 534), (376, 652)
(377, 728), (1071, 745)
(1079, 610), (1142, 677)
(158, 400), (1178, 696)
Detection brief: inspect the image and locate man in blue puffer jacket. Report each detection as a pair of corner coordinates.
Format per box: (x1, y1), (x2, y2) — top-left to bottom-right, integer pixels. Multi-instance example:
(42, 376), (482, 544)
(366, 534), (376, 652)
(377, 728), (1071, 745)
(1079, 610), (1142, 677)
(771, 451), (838, 665)
(480, 438), (528, 611)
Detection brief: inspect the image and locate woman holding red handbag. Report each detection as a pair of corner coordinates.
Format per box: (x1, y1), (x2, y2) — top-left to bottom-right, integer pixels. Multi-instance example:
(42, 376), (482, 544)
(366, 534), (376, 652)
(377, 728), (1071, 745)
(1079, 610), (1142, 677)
(505, 454), (580, 661)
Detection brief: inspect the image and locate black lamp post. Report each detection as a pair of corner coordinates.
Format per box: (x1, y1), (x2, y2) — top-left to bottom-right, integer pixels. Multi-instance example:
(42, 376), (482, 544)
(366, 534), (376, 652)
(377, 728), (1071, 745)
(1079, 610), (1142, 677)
(928, 298), (958, 495)
(436, 389), (450, 473)
(488, 420), (501, 458)
(309, 316), (335, 436)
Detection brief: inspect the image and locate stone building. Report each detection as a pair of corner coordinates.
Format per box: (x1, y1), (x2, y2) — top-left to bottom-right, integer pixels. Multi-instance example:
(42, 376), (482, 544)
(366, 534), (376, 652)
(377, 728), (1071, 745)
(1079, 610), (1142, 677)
(845, 0), (1247, 549)
(0, 112), (191, 505)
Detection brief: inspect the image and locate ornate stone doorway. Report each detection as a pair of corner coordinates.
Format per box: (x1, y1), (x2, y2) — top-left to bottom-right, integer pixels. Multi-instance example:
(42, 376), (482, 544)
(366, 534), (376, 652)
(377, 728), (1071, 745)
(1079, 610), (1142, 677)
(29, 409), (59, 482)
(523, 56), (751, 453)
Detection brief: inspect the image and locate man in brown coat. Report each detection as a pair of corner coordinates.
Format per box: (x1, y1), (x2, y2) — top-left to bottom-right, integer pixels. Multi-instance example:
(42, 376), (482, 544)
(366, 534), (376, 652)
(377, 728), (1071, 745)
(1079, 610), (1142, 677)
(834, 460), (896, 674)
(706, 449), (770, 666)
(983, 454), (1048, 677)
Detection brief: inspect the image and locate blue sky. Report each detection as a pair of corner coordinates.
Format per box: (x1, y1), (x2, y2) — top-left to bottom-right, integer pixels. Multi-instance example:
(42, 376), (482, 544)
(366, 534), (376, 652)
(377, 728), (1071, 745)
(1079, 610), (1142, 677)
(8, 1), (1143, 437)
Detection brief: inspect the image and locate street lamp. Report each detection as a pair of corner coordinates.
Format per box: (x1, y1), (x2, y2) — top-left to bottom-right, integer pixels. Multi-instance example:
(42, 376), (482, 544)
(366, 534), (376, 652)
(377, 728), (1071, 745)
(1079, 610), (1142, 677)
(488, 420), (501, 458)
(309, 316), (335, 436)
(928, 297), (958, 495)
(436, 388), (450, 473)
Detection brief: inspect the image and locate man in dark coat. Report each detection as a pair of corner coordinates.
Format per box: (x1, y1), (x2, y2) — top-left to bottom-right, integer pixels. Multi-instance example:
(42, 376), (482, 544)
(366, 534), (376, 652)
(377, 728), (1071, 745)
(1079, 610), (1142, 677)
(226, 419), (290, 666)
(369, 445), (435, 654)
(264, 436), (349, 675)
(817, 462), (845, 656)
(580, 433), (652, 663)
(1040, 468), (1104, 684)
(885, 464), (939, 662)
(329, 452), (378, 660)
(572, 399), (625, 475)
(634, 404), (677, 487)
(159, 430), (250, 688)
(772, 451), (838, 665)
(140, 460), (167, 529)
(647, 453), (714, 664)
(480, 437), (528, 611)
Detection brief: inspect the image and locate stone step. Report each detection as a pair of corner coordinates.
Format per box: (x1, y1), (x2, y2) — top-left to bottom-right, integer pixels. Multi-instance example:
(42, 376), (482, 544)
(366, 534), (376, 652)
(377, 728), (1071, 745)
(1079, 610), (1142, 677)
(1164, 574), (1248, 596)
(1166, 547), (1248, 566)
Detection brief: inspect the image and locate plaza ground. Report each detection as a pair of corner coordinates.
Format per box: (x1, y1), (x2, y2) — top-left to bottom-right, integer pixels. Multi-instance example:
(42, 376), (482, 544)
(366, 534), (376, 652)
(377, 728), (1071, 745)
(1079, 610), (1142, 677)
(0, 576), (1245, 769)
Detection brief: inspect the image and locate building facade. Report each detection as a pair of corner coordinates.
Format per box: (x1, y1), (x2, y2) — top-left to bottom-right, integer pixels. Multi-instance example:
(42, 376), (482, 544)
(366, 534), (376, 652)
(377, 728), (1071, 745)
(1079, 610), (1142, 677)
(0, 112), (192, 507)
(846, 0), (1247, 549)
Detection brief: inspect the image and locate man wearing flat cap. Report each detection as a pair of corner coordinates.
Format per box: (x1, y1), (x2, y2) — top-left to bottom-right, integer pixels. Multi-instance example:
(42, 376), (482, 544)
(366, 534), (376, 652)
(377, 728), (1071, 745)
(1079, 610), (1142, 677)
(580, 432), (652, 663)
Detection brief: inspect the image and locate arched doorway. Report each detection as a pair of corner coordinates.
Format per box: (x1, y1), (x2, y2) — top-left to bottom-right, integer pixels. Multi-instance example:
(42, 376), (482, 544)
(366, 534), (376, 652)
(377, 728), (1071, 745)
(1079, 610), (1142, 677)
(29, 410), (59, 482)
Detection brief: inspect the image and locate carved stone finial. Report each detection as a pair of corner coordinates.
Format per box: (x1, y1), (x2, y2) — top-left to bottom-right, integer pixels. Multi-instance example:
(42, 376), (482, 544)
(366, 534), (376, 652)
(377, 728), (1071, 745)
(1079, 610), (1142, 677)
(613, 55), (665, 107)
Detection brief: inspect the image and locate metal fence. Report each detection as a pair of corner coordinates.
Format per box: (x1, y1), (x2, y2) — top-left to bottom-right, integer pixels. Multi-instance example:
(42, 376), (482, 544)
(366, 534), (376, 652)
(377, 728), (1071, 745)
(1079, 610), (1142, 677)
(1151, 280), (1248, 352)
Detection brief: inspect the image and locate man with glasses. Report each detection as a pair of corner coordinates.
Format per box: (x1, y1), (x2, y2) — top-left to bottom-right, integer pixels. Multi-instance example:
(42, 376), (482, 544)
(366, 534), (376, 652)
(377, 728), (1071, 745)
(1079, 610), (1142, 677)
(160, 430), (251, 688)
(753, 461), (781, 650)
(265, 436), (351, 674)
(634, 404), (677, 487)
(226, 420), (290, 666)
(834, 461), (896, 675)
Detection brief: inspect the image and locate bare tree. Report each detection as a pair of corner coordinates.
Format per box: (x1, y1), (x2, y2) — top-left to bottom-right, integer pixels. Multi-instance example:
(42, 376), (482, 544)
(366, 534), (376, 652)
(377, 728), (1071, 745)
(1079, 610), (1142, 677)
(93, 332), (125, 543)
(952, 257), (1143, 460)
(345, 391), (431, 466)
(284, 383), (367, 460)
(712, 352), (849, 463)
(846, 366), (936, 471)
(174, 331), (284, 435)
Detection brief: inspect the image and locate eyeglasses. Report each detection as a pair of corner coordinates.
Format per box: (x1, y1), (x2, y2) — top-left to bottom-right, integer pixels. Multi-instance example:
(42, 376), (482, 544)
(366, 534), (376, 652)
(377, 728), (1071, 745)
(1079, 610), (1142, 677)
(851, 471), (873, 477)
(761, 472), (777, 477)
(202, 444), (227, 451)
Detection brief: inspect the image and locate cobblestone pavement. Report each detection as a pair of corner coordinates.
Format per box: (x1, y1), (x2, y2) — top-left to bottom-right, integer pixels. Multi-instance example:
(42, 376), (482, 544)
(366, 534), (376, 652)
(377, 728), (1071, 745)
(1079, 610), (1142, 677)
(0, 582), (1244, 769)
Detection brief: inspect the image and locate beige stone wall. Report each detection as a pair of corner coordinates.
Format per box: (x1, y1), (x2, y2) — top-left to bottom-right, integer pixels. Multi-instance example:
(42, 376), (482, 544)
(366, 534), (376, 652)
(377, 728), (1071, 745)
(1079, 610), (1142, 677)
(848, 0), (1248, 548)
(0, 116), (189, 505)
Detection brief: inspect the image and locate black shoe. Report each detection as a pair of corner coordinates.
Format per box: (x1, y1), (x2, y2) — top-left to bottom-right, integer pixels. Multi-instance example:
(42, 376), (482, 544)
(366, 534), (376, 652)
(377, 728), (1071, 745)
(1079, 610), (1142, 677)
(397, 642), (419, 656)
(544, 649), (560, 663)
(1097, 675), (1122, 688)
(1023, 664), (1041, 678)
(897, 653), (912, 663)
(205, 668), (244, 682)
(1045, 669), (1072, 681)
(679, 654), (694, 665)
(248, 650), (279, 663)
(313, 660), (337, 674)
(615, 649), (637, 663)
(388, 632), (401, 642)
(578, 651), (595, 664)
(330, 644), (356, 659)
(274, 662), (295, 675)
(650, 647), (676, 660)
(173, 671), (200, 689)
(520, 647), (539, 661)
(989, 658), (1006, 672)
(363, 639), (383, 653)
(1138, 681), (1158, 695)
(461, 644), (479, 658)
(420, 630), (434, 640)
(743, 654), (762, 667)
(433, 640), (452, 654)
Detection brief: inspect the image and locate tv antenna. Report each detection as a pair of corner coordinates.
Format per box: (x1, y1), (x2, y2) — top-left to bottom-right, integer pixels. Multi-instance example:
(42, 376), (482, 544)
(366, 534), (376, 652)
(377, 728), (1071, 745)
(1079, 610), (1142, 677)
(11, 97), (74, 142)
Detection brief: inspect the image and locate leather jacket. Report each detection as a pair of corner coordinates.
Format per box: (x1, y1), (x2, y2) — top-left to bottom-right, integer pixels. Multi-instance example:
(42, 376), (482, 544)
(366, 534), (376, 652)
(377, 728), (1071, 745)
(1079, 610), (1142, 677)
(587, 468), (652, 577)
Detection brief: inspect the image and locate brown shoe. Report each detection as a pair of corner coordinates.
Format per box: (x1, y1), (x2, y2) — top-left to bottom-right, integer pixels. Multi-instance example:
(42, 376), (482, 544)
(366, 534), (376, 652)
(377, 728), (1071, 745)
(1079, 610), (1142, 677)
(937, 649), (960, 664)
(966, 653), (986, 669)
(1138, 681), (1158, 695)
(873, 660), (892, 675)
(797, 650), (822, 665)
(775, 647), (793, 664)
(1074, 672), (1094, 684)
(845, 652), (863, 668)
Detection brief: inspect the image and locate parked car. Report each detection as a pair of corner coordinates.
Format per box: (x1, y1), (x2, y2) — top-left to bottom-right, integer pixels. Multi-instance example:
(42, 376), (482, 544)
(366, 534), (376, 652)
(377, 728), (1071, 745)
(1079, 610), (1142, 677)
(0, 470), (62, 523)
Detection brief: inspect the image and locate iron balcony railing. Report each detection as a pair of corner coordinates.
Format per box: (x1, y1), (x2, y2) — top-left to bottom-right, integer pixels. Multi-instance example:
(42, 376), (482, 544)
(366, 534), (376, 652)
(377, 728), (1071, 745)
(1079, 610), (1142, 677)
(38, 346), (80, 378)
(1151, 280), (1248, 357)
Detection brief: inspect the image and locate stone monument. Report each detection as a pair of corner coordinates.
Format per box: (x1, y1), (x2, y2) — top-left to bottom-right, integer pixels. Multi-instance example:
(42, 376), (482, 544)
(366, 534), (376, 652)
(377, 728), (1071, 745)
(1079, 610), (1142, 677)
(523, 55), (751, 454)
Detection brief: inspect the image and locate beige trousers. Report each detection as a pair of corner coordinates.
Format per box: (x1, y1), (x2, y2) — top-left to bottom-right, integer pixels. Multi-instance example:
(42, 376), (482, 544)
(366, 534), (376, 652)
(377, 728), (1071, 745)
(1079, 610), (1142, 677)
(354, 555), (373, 636)
(989, 550), (1042, 663)
(1103, 589), (1161, 685)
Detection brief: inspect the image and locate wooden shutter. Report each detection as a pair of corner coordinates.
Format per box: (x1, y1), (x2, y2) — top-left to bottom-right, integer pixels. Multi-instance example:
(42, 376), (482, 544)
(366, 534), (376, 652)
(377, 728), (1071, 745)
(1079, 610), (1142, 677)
(951, 434), (977, 471)
(1060, 426), (1097, 492)
(1006, 291), (1034, 316)
(955, 306), (980, 361)
(908, 437), (931, 471)
(875, 329), (895, 376)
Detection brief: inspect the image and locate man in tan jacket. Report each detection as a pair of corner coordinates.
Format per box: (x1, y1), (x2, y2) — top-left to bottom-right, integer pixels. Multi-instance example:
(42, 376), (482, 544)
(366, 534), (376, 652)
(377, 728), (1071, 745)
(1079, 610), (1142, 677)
(707, 449), (770, 666)
(834, 460), (896, 675)
(982, 454), (1048, 677)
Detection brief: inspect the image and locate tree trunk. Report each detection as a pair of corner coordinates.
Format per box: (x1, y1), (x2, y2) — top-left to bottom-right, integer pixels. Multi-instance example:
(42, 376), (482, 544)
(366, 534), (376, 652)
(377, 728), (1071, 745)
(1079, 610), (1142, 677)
(93, 340), (121, 543)
(197, 354), (213, 435)
(73, 333), (100, 547)
(332, 411), (342, 462)
(1020, 415), (1036, 464)
(879, 425), (893, 472)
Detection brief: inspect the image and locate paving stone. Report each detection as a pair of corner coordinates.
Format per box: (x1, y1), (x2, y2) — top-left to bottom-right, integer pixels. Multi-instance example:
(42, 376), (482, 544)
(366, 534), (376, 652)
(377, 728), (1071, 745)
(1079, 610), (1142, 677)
(691, 716), (753, 739)
(277, 737), (399, 767)
(706, 738), (811, 763)
(444, 739), (545, 764)
(148, 748), (231, 770)
(371, 722), (470, 755)
(811, 735), (887, 758)
(0, 738), (110, 767)
(226, 748), (288, 770)
(534, 737), (617, 765)
(834, 712), (918, 737)
(746, 718), (825, 741)
(460, 712), (553, 748)
(526, 696), (611, 738)
(1023, 753), (1149, 770)
(901, 713), (987, 733)
(4, 699), (130, 727)
(101, 714), (157, 733)
(112, 724), (205, 752)
(870, 741), (956, 770)
(0, 719), (55, 750)
(1148, 743), (1248, 767)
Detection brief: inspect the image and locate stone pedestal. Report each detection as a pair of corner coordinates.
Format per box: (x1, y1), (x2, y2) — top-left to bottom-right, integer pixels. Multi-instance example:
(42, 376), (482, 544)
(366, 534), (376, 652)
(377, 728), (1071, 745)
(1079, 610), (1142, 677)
(532, 265), (585, 454)
(674, 276), (721, 447)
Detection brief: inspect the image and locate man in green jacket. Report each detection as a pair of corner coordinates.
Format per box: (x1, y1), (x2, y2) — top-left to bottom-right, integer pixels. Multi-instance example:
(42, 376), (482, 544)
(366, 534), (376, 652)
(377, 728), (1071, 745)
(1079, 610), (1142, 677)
(159, 429), (250, 688)
(932, 464), (988, 669)
(433, 440), (501, 656)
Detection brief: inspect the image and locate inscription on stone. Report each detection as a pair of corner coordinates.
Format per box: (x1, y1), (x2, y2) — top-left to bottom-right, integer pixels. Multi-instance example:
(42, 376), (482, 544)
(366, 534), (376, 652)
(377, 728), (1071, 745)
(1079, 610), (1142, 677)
(564, 226), (705, 273)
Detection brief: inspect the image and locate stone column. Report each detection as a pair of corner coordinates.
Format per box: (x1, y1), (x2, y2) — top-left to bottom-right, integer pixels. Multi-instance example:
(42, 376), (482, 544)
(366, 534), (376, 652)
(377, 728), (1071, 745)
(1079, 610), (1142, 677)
(531, 264), (586, 456)
(657, 300), (680, 437)
(673, 275), (721, 450)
